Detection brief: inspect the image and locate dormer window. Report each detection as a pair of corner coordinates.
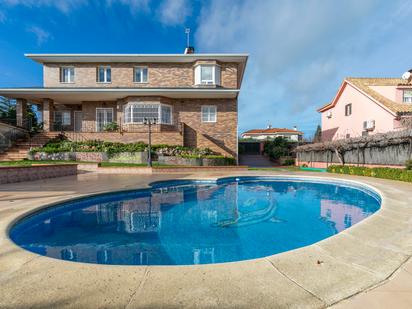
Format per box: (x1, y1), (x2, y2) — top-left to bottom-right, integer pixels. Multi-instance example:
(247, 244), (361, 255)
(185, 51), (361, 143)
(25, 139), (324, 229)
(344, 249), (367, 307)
(97, 66), (111, 83)
(194, 64), (221, 86)
(403, 90), (412, 103)
(60, 67), (74, 83)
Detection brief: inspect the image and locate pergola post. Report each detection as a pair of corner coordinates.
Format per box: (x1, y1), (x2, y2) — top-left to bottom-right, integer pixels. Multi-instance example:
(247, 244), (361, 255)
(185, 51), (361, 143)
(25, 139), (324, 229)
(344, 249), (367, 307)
(42, 98), (54, 132)
(16, 98), (28, 128)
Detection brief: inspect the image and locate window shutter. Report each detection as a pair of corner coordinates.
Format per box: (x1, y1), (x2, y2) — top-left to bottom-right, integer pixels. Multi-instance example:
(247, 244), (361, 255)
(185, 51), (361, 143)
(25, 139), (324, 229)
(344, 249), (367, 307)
(214, 66), (221, 86)
(194, 66), (201, 85)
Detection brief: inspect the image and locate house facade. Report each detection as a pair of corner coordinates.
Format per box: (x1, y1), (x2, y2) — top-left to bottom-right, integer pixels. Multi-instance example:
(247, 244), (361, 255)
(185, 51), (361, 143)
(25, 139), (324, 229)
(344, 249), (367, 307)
(318, 77), (412, 141)
(241, 127), (303, 142)
(0, 53), (248, 159)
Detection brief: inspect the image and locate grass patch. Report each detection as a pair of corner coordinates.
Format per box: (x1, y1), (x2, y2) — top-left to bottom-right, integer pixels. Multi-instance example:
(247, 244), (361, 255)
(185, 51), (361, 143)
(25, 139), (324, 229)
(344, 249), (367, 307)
(0, 160), (85, 166)
(248, 166), (301, 172)
(98, 162), (176, 168)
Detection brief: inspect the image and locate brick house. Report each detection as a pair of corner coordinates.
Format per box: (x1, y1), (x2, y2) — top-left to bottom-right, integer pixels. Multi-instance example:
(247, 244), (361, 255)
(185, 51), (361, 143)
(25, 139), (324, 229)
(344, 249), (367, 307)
(318, 77), (412, 141)
(0, 52), (248, 159)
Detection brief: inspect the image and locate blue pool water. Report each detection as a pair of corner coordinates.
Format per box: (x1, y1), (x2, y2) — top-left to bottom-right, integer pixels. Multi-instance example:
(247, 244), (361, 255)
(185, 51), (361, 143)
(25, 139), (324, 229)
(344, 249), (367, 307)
(10, 177), (381, 265)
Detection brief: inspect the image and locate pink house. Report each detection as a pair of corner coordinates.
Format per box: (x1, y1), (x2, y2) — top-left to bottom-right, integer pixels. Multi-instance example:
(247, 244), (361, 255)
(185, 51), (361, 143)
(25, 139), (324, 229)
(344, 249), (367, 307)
(318, 77), (412, 141)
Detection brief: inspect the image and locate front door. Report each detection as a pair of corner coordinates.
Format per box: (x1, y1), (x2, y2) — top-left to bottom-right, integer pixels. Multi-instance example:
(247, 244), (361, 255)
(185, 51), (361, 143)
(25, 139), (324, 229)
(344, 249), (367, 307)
(74, 111), (83, 132)
(96, 108), (113, 132)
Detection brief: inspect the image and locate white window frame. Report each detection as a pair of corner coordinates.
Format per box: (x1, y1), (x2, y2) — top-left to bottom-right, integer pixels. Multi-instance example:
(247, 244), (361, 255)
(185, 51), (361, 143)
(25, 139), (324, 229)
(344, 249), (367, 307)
(133, 66), (149, 83)
(201, 105), (217, 123)
(123, 103), (173, 125)
(194, 64), (221, 86)
(54, 111), (71, 126)
(97, 66), (111, 83)
(60, 66), (75, 83)
(403, 90), (412, 103)
(95, 107), (114, 132)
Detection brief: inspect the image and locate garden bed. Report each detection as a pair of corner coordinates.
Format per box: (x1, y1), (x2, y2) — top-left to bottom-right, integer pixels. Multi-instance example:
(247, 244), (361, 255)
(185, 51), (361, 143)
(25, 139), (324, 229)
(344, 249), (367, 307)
(29, 138), (237, 166)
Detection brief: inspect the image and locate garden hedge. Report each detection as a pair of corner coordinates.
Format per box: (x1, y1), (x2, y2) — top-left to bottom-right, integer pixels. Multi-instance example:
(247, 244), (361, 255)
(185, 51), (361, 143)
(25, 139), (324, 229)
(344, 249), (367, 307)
(327, 165), (412, 183)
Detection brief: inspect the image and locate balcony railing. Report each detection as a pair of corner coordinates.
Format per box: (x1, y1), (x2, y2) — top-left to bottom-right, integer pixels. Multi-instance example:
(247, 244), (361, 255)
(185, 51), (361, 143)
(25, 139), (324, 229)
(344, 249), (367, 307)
(51, 120), (183, 134)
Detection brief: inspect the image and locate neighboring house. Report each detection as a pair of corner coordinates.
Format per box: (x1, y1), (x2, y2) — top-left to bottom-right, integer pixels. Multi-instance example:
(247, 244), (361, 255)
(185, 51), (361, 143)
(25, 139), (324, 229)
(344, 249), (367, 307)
(241, 126), (303, 142)
(318, 77), (412, 141)
(0, 52), (248, 159)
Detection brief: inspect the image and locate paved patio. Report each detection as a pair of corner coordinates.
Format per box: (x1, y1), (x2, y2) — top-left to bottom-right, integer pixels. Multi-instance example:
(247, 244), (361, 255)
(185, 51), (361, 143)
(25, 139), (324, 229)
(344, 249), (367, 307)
(0, 170), (411, 308)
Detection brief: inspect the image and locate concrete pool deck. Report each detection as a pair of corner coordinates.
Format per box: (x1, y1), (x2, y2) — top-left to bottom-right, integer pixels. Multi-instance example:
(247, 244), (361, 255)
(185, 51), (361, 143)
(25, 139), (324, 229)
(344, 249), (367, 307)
(0, 170), (411, 308)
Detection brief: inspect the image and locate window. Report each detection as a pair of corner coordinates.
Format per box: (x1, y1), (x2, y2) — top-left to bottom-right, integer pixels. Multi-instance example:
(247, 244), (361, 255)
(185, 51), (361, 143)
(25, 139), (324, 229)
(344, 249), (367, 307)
(345, 103), (352, 116)
(201, 66), (214, 84)
(403, 90), (412, 103)
(97, 66), (111, 83)
(60, 67), (75, 83)
(96, 108), (113, 132)
(194, 64), (221, 85)
(54, 111), (71, 125)
(161, 105), (172, 124)
(124, 103), (172, 124)
(201, 105), (217, 123)
(134, 67), (148, 83)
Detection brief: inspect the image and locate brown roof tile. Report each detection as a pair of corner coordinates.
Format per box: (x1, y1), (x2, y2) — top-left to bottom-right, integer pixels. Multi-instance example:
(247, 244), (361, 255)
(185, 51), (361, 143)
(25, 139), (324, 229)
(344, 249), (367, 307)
(319, 77), (412, 115)
(243, 128), (303, 135)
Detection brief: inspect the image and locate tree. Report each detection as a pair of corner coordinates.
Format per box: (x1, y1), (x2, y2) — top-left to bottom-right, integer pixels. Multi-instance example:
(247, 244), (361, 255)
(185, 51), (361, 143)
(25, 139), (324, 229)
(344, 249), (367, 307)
(0, 96), (16, 119)
(313, 125), (322, 143)
(264, 137), (290, 160)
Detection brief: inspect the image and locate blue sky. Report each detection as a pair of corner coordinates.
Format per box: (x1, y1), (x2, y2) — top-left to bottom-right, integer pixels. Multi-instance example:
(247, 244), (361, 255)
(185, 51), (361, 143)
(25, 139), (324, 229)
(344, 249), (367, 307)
(1, 0), (412, 137)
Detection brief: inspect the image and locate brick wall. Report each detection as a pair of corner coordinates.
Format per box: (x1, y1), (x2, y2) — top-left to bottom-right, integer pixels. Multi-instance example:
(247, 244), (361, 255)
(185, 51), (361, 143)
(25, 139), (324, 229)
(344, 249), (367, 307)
(0, 165), (78, 184)
(43, 62), (239, 88)
(63, 97), (238, 158)
(177, 98), (238, 158)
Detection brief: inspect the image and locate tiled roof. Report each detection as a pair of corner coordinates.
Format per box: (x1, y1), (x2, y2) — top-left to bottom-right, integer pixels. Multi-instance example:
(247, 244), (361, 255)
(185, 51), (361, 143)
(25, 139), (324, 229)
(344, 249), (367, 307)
(243, 128), (303, 135)
(318, 77), (412, 115)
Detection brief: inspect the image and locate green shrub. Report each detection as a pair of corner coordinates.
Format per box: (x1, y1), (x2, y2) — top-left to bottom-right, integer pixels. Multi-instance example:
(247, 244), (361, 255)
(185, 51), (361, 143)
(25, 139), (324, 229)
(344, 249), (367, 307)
(31, 139), (219, 158)
(327, 165), (412, 183)
(283, 158), (295, 166)
(405, 160), (412, 170)
(103, 122), (119, 132)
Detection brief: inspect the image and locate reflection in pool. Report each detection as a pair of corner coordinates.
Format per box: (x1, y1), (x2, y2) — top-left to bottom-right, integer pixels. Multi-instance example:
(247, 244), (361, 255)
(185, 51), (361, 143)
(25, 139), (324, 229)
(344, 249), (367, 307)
(10, 177), (381, 265)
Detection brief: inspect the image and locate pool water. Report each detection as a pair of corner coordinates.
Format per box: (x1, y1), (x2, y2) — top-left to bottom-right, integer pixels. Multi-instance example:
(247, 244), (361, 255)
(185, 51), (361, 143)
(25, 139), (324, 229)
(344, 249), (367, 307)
(10, 177), (381, 265)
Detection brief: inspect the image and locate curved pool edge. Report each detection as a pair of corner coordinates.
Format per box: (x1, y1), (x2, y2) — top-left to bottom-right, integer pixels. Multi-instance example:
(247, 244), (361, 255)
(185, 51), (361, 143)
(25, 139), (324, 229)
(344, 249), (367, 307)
(7, 174), (383, 260)
(0, 171), (411, 308)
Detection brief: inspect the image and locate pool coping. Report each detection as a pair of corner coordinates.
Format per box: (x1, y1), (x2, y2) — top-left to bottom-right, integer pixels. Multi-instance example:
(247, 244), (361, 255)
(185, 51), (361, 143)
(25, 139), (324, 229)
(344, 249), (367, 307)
(0, 171), (411, 308)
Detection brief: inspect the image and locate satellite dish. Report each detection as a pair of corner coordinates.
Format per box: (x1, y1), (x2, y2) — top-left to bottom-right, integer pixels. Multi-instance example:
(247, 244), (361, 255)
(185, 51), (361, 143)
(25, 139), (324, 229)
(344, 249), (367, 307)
(402, 71), (411, 80)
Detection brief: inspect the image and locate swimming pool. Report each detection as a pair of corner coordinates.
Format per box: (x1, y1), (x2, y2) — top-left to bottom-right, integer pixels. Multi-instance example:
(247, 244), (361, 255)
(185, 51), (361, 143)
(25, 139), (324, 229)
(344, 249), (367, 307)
(10, 177), (381, 265)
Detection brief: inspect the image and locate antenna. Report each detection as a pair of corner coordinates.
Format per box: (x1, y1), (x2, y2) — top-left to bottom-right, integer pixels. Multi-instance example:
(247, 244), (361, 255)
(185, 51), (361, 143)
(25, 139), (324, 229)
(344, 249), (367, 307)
(185, 28), (191, 47)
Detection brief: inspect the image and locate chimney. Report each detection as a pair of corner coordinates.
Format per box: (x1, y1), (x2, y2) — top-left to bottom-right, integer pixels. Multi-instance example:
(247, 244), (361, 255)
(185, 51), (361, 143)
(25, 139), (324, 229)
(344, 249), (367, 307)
(267, 124), (272, 129)
(184, 46), (195, 54)
(184, 28), (194, 54)
(293, 126), (298, 131)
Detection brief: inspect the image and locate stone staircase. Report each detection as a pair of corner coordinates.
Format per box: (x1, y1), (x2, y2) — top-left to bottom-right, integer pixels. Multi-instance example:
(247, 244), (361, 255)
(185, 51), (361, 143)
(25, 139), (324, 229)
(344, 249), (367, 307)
(0, 132), (60, 161)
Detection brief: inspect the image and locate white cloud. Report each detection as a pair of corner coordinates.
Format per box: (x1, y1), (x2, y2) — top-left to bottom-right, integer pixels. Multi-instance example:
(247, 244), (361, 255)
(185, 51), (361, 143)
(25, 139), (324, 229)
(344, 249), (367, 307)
(105, 0), (151, 14)
(3, 0), (88, 13)
(158, 0), (191, 26)
(27, 25), (52, 46)
(195, 0), (412, 135)
(0, 10), (5, 23)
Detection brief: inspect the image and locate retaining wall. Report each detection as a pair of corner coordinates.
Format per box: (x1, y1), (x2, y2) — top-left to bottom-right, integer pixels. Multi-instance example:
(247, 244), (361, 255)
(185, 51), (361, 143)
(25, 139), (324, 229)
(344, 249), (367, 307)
(0, 164), (78, 184)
